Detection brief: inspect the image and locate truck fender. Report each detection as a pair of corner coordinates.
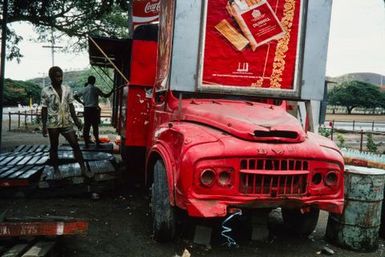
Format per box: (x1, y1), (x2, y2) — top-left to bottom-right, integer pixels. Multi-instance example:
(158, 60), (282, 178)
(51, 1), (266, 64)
(146, 144), (176, 206)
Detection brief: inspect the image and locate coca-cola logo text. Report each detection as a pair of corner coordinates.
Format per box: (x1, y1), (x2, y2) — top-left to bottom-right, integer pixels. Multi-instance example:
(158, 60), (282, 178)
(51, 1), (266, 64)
(145, 2), (160, 14)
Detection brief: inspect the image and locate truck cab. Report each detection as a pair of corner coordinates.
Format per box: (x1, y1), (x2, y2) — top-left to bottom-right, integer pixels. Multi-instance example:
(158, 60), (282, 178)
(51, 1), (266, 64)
(112, 0), (343, 242)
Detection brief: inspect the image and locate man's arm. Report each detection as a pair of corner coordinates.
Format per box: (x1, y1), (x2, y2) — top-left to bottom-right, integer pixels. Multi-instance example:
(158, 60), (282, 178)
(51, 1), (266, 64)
(97, 87), (114, 98)
(41, 107), (48, 137)
(74, 90), (84, 105)
(70, 103), (83, 130)
(74, 94), (84, 105)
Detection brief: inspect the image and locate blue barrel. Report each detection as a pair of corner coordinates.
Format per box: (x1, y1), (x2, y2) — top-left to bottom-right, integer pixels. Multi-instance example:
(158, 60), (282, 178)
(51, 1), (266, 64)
(326, 165), (385, 252)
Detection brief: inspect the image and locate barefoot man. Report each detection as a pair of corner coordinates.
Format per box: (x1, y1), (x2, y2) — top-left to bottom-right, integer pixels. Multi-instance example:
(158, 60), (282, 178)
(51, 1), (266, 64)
(41, 66), (92, 178)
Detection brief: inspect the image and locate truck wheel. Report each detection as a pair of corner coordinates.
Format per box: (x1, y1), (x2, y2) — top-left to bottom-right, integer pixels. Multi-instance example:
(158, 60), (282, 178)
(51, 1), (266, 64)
(281, 207), (319, 237)
(151, 160), (175, 242)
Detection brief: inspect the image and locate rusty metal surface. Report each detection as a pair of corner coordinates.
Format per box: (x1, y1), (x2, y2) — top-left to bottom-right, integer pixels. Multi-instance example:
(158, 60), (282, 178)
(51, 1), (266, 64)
(326, 166), (385, 252)
(0, 220), (88, 237)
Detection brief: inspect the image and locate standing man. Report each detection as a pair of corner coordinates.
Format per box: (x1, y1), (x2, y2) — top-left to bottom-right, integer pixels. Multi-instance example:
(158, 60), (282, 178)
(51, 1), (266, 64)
(41, 66), (92, 178)
(74, 76), (113, 148)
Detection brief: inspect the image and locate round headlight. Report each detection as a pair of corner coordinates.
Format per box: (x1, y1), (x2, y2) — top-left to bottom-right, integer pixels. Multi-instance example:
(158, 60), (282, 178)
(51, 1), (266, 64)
(312, 173), (322, 185)
(200, 169), (216, 187)
(325, 171), (338, 186)
(218, 171), (232, 186)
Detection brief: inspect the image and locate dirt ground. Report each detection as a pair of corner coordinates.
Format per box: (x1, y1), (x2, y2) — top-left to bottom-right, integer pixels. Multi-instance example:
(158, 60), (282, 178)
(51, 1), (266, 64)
(1, 117), (385, 257)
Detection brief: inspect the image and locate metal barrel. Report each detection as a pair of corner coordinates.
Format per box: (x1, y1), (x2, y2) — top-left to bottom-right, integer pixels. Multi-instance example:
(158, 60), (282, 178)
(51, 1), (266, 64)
(326, 165), (385, 252)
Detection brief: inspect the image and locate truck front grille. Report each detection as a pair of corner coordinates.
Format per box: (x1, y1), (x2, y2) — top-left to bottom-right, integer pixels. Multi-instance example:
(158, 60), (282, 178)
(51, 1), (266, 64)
(239, 159), (308, 196)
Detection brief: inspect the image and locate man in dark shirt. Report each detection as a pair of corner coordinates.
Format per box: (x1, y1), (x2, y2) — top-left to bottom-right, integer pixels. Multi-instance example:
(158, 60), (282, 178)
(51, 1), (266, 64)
(74, 76), (113, 148)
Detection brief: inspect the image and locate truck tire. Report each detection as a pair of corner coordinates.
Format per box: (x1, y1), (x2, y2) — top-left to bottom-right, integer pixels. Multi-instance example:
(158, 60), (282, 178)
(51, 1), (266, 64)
(281, 207), (319, 237)
(151, 160), (175, 242)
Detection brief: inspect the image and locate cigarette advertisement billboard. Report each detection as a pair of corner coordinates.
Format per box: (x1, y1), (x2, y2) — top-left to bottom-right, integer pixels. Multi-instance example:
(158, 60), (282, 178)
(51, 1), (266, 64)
(201, 0), (303, 94)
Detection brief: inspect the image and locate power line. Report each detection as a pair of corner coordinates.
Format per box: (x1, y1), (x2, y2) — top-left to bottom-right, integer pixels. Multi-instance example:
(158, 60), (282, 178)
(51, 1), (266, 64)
(42, 29), (63, 67)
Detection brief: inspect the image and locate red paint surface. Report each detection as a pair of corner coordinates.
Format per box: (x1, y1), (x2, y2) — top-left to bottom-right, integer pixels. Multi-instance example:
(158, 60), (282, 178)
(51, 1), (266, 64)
(130, 40), (157, 86)
(133, 0), (160, 25)
(144, 93), (344, 217)
(0, 221), (88, 236)
(241, 2), (284, 45)
(125, 87), (151, 147)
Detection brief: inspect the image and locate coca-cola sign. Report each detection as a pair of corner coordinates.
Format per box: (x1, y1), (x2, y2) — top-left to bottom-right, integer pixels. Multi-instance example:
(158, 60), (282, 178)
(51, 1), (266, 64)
(133, 0), (160, 25)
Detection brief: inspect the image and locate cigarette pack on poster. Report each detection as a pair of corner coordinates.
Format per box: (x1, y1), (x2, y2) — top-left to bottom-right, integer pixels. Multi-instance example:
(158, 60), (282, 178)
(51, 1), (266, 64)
(237, 0), (285, 48)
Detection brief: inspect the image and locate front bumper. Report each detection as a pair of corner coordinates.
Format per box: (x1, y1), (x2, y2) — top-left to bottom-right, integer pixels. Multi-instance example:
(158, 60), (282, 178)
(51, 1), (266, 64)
(186, 197), (344, 217)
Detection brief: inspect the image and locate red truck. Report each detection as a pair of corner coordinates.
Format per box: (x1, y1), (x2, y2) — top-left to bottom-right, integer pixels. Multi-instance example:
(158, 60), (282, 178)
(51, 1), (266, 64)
(89, 0), (343, 242)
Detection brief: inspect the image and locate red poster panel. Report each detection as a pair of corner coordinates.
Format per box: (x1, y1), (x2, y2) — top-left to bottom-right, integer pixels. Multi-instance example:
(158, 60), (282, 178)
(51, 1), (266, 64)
(133, 0), (160, 25)
(202, 0), (301, 90)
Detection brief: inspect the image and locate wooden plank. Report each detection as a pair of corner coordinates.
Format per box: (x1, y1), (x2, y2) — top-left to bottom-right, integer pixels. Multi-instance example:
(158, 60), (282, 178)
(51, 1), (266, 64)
(43, 164), (81, 181)
(28, 145), (40, 153)
(58, 163), (81, 178)
(17, 156), (34, 166)
(0, 166), (11, 176)
(0, 157), (15, 166)
(82, 152), (114, 162)
(0, 166), (28, 178)
(35, 145), (49, 153)
(57, 151), (72, 161)
(57, 146), (73, 152)
(0, 221), (88, 236)
(0, 153), (12, 163)
(10, 166), (39, 179)
(13, 145), (26, 152)
(34, 156), (49, 166)
(88, 160), (115, 174)
(0, 165), (32, 178)
(8, 156), (26, 166)
(21, 241), (55, 257)
(18, 166), (45, 179)
(19, 146), (33, 153)
(1, 244), (29, 257)
(26, 157), (42, 166)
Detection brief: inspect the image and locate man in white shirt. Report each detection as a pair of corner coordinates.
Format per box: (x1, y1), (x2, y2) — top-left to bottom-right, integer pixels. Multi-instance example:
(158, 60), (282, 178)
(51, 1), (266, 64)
(41, 66), (93, 178)
(74, 76), (113, 148)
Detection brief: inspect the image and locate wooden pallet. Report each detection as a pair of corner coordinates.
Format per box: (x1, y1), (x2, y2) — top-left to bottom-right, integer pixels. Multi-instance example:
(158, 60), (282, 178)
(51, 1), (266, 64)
(0, 145), (118, 189)
(0, 240), (56, 257)
(0, 216), (88, 256)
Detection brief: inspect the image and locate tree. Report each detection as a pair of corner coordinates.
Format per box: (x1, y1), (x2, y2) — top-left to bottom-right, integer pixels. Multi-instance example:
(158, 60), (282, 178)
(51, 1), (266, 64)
(4, 79), (41, 106)
(328, 81), (383, 114)
(367, 133), (378, 153)
(0, 0), (130, 61)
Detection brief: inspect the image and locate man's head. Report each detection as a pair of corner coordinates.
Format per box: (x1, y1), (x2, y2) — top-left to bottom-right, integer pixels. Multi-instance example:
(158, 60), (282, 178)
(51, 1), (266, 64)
(48, 66), (63, 87)
(87, 76), (96, 85)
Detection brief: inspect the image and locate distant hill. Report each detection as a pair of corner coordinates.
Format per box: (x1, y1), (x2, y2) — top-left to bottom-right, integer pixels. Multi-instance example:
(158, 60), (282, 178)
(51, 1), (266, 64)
(28, 69), (90, 93)
(27, 68), (113, 94)
(327, 72), (385, 86)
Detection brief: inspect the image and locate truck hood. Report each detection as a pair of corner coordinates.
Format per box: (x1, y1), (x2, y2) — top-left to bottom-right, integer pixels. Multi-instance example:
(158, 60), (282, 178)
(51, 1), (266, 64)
(179, 99), (306, 143)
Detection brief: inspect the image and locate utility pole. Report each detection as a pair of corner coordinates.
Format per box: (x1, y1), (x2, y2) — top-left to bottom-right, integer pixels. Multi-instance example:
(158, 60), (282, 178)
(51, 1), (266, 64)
(128, 0), (133, 38)
(0, 0), (9, 153)
(39, 73), (46, 87)
(42, 29), (63, 67)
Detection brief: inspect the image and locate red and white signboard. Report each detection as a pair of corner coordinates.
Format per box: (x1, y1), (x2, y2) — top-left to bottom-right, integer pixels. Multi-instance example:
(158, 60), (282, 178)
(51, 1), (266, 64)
(133, 0), (160, 26)
(202, 0), (302, 91)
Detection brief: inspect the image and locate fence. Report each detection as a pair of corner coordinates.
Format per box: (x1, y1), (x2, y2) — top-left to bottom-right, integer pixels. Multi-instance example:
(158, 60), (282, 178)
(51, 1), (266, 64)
(323, 120), (385, 153)
(325, 120), (385, 133)
(6, 110), (112, 131)
(7, 110), (40, 131)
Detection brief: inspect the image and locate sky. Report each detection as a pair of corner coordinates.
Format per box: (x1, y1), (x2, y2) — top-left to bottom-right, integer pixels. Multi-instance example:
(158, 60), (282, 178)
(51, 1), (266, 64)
(326, 0), (385, 77)
(4, 0), (385, 80)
